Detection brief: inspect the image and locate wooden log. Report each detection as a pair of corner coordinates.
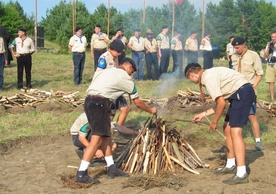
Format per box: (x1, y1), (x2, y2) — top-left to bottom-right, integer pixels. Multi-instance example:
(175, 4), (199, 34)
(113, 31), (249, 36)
(163, 146), (175, 172)
(169, 155), (200, 174)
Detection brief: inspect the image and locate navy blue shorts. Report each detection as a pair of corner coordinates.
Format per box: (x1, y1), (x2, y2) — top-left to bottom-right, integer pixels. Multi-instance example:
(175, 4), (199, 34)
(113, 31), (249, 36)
(225, 84), (256, 127)
(84, 96), (112, 137)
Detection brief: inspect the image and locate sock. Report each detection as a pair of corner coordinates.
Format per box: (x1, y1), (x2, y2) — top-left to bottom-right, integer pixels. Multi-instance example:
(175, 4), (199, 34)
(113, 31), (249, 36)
(105, 155), (114, 167)
(255, 138), (261, 142)
(78, 160), (90, 171)
(225, 158), (236, 168)
(236, 165), (247, 177)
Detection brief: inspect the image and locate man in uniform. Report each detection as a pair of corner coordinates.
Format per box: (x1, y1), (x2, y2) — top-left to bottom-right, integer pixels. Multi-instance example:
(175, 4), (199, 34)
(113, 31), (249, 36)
(68, 27), (87, 85)
(90, 24), (110, 71)
(144, 29), (159, 80)
(75, 58), (157, 184)
(264, 31), (276, 103)
(111, 28), (128, 63)
(128, 29), (145, 80)
(9, 28), (35, 89)
(0, 35), (7, 90)
(226, 36), (235, 69)
(171, 31), (183, 78)
(0, 24), (12, 66)
(231, 37), (263, 151)
(184, 31), (198, 64)
(200, 32), (213, 69)
(185, 63), (255, 185)
(156, 25), (170, 75)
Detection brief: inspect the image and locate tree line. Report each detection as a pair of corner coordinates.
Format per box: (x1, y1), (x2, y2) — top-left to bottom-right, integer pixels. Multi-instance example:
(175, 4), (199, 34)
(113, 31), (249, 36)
(0, 0), (275, 56)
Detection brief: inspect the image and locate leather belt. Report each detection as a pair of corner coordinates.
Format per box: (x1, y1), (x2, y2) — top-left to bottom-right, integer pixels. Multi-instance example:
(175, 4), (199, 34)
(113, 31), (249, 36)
(94, 48), (106, 51)
(19, 53), (31, 56)
(87, 95), (106, 99)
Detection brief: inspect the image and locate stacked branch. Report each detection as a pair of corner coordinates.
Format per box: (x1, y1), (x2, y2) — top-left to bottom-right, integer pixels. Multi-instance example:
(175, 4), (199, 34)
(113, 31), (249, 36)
(116, 116), (205, 175)
(0, 89), (84, 109)
(178, 89), (212, 107)
(140, 97), (169, 108)
(258, 100), (276, 117)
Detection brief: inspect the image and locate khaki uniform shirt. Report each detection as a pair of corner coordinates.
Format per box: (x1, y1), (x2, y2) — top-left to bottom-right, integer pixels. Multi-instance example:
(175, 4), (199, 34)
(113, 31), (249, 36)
(128, 36), (145, 51)
(156, 33), (170, 49)
(69, 34), (87, 52)
(231, 50), (263, 85)
(91, 32), (109, 49)
(171, 37), (183, 51)
(87, 67), (139, 101)
(70, 112), (89, 136)
(202, 67), (248, 101)
(144, 38), (158, 53)
(10, 37), (35, 54)
(226, 43), (234, 56)
(0, 37), (5, 54)
(111, 36), (128, 46)
(95, 50), (118, 73)
(185, 37), (198, 51)
(200, 37), (212, 51)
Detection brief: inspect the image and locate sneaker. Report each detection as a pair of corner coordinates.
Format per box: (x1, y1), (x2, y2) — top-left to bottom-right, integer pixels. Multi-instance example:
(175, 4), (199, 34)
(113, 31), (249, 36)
(214, 166), (237, 175)
(75, 148), (84, 159)
(107, 164), (129, 179)
(255, 141), (263, 151)
(75, 170), (100, 184)
(222, 173), (249, 185)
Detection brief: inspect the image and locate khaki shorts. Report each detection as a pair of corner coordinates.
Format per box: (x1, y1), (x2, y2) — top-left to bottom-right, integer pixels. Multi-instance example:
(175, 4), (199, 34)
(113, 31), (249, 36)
(265, 64), (276, 83)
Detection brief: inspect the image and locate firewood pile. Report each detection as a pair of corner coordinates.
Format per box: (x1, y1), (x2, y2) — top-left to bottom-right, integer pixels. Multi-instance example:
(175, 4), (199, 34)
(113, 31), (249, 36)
(178, 89), (213, 107)
(115, 116), (205, 175)
(258, 100), (276, 117)
(140, 97), (169, 108)
(0, 89), (84, 109)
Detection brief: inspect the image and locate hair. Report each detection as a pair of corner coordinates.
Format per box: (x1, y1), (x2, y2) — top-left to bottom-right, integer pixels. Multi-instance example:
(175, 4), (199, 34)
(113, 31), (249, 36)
(271, 31), (276, 35)
(190, 66), (202, 74)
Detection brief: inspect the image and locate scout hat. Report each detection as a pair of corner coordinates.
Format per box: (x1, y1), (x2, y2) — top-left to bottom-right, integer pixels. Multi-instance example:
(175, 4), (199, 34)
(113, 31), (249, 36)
(184, 63), (201, 77)
(110, 39), (125, 53)
(121, 57), (137, 71)
(146, 29), (153, 34)
(231, 37), (245, 46)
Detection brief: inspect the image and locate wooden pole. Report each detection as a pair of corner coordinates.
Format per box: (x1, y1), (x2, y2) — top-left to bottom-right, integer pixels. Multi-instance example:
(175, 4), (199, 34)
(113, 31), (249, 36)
(72, 0), (75, 35)
(172, 0), (175, 37)
(143, 0), (146, 23)
(107, 0), (110, 36)
(201, 0), (205, 40)
(34, 0), (37, 52)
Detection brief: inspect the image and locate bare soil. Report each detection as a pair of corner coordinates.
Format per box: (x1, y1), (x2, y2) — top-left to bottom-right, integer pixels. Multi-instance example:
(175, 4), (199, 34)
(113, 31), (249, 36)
(1, 99), (276, 194)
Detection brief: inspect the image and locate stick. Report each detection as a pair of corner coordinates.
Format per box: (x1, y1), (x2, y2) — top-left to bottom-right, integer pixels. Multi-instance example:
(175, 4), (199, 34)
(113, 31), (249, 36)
(169, 155), (200, 175)
(203, 114), (225, 140)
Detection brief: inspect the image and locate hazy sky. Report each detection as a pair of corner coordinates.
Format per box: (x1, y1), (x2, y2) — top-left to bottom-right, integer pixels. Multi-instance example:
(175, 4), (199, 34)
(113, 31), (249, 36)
(2, 0), (276, 21)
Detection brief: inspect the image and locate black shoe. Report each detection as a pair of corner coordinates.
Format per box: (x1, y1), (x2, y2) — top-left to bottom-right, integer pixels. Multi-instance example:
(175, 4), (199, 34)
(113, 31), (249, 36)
(214, 166), (237, 175)
(75, 170), (100, 184)
(75, 148), (84, 159)
(222, 173), (249, 185)
(255, 141), (263, 151)
(107, 164), (129, 179)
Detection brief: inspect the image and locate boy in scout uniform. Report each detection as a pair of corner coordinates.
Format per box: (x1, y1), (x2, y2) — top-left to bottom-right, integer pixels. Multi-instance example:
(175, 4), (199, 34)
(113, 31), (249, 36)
(226, 36), (235, 69)
(184, 31), (198, 64)
(156, 25), (170, 75)
(144, 29), (159, 80)
(90, 24), (110, 71)
(128, 29), (145, 80)
(171, 31), (183, 78)
(111, 28), (128, 63)
(199, 32), (213, 69)
(185, 63), (255, 185)
(231, 37), (263, 151)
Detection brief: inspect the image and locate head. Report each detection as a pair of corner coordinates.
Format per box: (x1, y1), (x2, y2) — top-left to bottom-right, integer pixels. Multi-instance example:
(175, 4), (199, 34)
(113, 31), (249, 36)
(134, 29), (141, 37)
(120, 57), (137, 75)
(231, 37), (246, 54)
(162, 25), (169, 34)
(116, 28), (123, 36)
(191, 31), (197, 38)
(184, 63), (202, 84)
(205, 32), (211, 38)
(229, 36), (234, 43)
(174, 31), (181, 38)
(94, 24), (102, 34)
(146, 29), (153, 38)
(109, 39), (124, 57)
(271, 31), (276, 43)
(18, 28), (26, 37)
(75, 27), (82, 36)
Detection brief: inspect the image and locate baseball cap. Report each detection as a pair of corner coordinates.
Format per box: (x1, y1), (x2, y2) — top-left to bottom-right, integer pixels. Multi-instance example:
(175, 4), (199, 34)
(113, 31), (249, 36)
(162, 25), (168, 29)
(231, 37), (245, 46)
(184, 63), (201, 77)
(110, 39), (125, 53)
(121, 57), (137, 71)
(75, 27), (81, 32)
(94, 24), (102, 28)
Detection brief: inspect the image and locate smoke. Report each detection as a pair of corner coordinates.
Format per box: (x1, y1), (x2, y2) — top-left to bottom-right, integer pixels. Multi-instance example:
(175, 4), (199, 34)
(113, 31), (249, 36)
(155, 71), (180, 98)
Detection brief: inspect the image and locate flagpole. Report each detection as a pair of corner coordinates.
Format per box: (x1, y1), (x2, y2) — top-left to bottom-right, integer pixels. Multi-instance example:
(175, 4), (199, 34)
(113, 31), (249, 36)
(72, 0), (76, 35)
(34, 0), (37, 52)
(107, 0), (110, 36)
(143, 0), (146, 23)
(172, 0), (175, 37)
(202, 0), (205, 39)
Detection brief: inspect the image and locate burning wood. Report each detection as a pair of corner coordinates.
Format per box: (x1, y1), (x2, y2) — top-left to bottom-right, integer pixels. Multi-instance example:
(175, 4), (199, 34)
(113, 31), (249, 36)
(0, 89), (84, 109)
(115, 116), (205, 175)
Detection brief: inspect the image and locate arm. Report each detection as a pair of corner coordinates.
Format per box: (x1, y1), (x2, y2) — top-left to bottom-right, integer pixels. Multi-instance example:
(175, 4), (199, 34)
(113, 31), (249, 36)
(252, 75), (262, 89)
(263, 42), (270, 58)
(78, 136), (90, 147)
(133, 97), (157, 114)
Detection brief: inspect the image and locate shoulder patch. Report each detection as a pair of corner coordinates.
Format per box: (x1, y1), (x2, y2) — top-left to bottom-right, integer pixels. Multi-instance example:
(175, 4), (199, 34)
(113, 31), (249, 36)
(98, 58), (107, 69)
(80, 123), (91, 133)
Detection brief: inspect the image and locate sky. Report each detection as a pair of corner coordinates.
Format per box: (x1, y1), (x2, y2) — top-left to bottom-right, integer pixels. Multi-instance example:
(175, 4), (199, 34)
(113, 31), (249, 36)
(2, 0), (276, 21)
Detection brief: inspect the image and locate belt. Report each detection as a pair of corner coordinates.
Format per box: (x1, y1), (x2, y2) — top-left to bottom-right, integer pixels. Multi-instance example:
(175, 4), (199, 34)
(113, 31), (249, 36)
(87, 95), (107, 99)
(132, 50), (144, 52)
(73, 52), (85, 54)
(161, 48), (170, 50)
(268, 63), (276, 67)
(0, 53), (4, 56)
(94, 48), (106, 51)
(19, 53), (31, 56)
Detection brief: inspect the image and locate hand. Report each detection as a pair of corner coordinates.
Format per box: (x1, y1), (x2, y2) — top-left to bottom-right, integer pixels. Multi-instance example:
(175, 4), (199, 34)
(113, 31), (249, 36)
(209, 121), (217, 131)
(192, 113), (204, 123)
(94, 149), (104, 158)
(99, 35), (105, 40)
(151, 107), (157, 115)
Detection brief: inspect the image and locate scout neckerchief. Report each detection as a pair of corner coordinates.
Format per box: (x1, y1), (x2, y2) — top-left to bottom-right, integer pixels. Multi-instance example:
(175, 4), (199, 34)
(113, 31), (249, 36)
(198, 69), (205, 105)
(136, 36), (140, 44)
(75, 34), (83, 43)
(21, 36), (27, 48)
(238, 47), (248, 72)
